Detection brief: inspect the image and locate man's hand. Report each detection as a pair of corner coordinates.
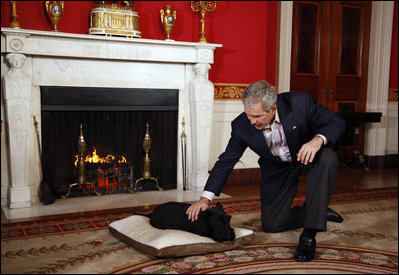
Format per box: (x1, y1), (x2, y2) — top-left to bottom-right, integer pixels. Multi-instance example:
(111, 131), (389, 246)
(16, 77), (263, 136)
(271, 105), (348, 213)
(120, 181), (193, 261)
(297, 136), (324, 165)
(186, 196), (210, 222)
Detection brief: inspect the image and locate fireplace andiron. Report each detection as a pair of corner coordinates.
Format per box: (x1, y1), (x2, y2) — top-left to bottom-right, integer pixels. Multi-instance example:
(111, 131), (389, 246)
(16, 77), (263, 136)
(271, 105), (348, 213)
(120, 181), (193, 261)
(134, 123), (162, 192)
(62, 124), (101, 199)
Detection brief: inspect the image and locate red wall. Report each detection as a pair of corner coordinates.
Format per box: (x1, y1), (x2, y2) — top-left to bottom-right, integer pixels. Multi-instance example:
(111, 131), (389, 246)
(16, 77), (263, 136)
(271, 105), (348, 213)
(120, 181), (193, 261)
(1, 1), (278, 85)
(2, 1), (396, 91)
(389, 1), (398, 90)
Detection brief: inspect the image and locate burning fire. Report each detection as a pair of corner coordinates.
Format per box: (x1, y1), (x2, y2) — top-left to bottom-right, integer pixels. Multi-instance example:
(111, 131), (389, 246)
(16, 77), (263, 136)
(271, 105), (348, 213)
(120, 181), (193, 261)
(74, 147), (127, 167)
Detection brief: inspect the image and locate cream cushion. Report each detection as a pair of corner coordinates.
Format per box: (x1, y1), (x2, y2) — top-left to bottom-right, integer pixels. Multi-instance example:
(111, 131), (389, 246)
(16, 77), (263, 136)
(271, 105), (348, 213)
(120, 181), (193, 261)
(109, 215), (255, 258)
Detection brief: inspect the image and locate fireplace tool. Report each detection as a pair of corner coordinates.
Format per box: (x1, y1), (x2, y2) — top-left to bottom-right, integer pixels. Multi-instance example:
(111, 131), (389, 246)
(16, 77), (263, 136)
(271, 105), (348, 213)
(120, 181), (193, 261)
(33, 116), (55, 205)
(62, 124), (101, 199)
(181, 117), (188, 191)
(134, 123), (163, 192)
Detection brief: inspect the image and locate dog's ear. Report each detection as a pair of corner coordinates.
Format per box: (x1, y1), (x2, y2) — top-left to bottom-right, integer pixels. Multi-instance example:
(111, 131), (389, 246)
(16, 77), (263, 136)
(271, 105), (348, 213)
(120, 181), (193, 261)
(216, 202), (224, 209)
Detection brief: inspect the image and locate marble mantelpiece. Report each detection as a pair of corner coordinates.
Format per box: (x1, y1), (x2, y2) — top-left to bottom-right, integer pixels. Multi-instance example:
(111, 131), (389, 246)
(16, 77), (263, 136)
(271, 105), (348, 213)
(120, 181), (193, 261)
(1, 28), (222, 210)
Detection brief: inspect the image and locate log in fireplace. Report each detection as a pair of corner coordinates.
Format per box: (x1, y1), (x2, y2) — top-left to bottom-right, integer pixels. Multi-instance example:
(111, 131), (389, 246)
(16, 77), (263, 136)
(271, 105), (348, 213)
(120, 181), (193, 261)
(40, 86), (178, 198)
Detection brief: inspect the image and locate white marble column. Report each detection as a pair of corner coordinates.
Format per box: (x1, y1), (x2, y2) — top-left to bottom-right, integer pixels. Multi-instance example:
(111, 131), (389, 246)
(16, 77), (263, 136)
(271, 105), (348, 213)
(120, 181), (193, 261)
(364, 1), (394, 156)
(189, 63), (214, 191)
(3, 53), (32, 208)
(277, 1), (293, 94)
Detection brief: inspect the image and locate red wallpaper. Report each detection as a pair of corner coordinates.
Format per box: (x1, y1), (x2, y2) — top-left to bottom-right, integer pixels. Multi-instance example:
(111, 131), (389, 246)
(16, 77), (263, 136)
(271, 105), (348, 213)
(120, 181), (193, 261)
(389, 1), (398, 90)
(2, 1), (397, 91)
(1, 1), (277, 85)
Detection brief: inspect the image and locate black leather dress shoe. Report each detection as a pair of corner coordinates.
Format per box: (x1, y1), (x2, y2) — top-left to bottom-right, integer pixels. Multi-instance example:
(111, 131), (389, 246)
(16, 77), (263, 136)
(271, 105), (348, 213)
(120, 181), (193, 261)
(294, 234), (316, 262)
(327, 207), (344, 223)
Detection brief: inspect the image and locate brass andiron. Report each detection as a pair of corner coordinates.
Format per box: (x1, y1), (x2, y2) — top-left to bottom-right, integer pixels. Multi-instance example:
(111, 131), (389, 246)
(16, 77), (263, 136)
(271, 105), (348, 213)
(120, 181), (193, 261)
(134, 123), (162, 192)
(160, 5), (176, 40)
(45, 1), (64, 31)
(190, 1), (217, 43)
(9, 1), (21, 29)
(62, 124), (101, 199)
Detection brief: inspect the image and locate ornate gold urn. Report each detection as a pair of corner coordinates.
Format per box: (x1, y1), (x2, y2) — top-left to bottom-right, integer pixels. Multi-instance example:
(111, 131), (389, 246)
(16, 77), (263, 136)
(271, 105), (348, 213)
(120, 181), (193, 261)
(160, 5), (176, 40)
(45, 1), (64, 31)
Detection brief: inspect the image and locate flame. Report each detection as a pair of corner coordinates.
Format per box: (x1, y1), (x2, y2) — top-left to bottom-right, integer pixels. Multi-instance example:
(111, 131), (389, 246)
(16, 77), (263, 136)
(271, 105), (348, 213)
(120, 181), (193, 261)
(96, 167), (118, 190)
(74, 147), (127, 167)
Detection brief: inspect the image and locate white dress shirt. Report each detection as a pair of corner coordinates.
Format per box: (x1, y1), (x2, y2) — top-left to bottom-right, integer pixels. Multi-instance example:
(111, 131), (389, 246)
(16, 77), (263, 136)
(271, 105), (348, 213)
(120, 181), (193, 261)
(263, 111), (292, 162)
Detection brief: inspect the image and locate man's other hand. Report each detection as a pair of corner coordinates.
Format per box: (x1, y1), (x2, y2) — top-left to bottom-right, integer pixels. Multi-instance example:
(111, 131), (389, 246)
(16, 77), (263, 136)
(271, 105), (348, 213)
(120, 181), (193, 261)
(297, 136), (324, 165)
(186, 196), (210, 222)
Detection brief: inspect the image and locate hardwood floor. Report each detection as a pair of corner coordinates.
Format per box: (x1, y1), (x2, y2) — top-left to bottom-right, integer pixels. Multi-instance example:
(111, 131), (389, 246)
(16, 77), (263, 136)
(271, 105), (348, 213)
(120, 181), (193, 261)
(219, 166), (398, 201)
(1, 166), (397, 223)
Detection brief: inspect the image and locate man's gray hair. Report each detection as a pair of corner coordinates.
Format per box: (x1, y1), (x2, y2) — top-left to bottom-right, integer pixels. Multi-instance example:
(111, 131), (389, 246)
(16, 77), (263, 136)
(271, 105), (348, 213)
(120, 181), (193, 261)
(242, 80), (277, 111)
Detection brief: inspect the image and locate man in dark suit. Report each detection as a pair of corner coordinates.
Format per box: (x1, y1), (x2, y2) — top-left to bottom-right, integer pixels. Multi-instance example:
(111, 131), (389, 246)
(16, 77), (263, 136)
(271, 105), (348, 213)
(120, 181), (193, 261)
(186, 80), (346, 262)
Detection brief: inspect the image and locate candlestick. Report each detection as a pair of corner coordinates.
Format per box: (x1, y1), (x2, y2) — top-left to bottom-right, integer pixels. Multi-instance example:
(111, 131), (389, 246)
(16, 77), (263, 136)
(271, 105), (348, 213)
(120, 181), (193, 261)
(9, 1), (21, 29)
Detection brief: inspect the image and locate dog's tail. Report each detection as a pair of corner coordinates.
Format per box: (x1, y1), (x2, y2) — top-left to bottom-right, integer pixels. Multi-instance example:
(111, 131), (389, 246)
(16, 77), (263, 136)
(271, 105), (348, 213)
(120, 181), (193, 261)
(134, 212), (151, 218)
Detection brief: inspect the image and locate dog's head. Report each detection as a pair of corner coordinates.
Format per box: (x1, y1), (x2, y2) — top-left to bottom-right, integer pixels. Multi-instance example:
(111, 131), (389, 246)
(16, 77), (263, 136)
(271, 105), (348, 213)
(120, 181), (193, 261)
(205, 202), (235, 242)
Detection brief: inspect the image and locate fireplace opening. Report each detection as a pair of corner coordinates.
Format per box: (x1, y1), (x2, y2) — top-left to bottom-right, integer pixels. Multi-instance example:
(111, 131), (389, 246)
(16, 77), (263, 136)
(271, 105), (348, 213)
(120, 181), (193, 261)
(40, 86), (178, 198)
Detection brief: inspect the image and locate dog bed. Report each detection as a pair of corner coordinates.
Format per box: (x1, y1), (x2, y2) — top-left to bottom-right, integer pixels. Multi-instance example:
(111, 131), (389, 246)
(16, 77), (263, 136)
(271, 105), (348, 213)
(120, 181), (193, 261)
(109, 215), (255, 258)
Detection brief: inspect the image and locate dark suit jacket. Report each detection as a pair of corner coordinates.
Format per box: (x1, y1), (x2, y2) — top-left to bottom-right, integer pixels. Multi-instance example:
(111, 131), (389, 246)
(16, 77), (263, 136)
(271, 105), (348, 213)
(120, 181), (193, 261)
(204, 92), (346, 205)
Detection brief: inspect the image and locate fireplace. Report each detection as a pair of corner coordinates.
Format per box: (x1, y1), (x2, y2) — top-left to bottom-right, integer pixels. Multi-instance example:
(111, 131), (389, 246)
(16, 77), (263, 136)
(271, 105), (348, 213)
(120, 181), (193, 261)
(41, 86), (178, 198)
(1, 28), (222, 209)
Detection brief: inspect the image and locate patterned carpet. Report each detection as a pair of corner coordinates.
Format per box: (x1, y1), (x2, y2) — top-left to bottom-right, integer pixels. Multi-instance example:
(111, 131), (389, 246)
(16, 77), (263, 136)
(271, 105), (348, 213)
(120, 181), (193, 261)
(1, 187), (398, 274)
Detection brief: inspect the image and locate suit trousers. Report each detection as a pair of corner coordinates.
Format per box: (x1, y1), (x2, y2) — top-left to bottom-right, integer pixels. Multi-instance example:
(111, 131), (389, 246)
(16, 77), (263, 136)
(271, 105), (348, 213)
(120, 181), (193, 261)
(261, 147), (338, 233)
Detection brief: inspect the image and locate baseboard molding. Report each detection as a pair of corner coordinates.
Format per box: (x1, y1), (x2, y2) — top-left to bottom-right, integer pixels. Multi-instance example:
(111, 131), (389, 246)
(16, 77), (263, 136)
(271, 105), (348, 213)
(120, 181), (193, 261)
(365, 154), (398, 169)
(224, 155), (398, 185)
(225, 168), (261, 185)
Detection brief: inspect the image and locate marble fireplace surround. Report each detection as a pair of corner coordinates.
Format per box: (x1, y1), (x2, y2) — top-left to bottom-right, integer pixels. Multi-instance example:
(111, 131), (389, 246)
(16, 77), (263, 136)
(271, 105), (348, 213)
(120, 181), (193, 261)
(1, 28), (222, 211)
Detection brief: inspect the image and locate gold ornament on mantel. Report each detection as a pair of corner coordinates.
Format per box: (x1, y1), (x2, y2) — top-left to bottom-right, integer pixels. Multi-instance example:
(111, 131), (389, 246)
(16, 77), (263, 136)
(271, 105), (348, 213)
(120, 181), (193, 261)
(9, 1), (21, 29)
(190, 1), (217, 43)
(45, 1), (64, 32)
(89, 1), (141, 38)
(160, 5), (176, 40)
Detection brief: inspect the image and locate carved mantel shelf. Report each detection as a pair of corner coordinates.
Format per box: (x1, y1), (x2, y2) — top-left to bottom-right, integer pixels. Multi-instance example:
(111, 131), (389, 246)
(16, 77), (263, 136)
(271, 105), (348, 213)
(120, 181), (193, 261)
(1, 28), (222, 63)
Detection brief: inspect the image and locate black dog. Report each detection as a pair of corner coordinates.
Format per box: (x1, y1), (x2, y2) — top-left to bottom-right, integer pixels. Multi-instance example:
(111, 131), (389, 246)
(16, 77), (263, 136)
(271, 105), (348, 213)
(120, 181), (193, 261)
(136, 201), (236, 242)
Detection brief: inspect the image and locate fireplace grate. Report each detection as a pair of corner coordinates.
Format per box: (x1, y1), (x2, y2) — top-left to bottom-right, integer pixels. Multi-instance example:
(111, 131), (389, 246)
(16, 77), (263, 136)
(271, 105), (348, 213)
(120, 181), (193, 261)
(68, 162), (134, 197)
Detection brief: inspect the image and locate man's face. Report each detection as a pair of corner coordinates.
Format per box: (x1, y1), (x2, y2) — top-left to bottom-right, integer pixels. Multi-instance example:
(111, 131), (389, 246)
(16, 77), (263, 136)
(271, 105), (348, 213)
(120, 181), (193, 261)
(244, 101), (276, 130)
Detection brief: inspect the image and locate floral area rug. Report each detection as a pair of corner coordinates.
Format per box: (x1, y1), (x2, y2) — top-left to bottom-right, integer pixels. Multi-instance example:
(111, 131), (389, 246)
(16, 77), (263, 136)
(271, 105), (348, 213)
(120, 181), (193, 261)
(1, 187), (398, 274)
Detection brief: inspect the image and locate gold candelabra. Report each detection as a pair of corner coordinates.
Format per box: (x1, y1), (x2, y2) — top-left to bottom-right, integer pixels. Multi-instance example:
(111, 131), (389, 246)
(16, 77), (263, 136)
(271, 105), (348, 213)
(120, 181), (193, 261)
(134, 123), (162, 192)
(9, 1), (21, 29)
(190, 1), (217, 43)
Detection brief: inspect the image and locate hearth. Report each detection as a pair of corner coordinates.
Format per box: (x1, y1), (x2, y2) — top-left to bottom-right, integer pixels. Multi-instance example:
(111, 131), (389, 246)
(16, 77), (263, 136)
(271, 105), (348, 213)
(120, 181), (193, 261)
(41, 86), (178, 198)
